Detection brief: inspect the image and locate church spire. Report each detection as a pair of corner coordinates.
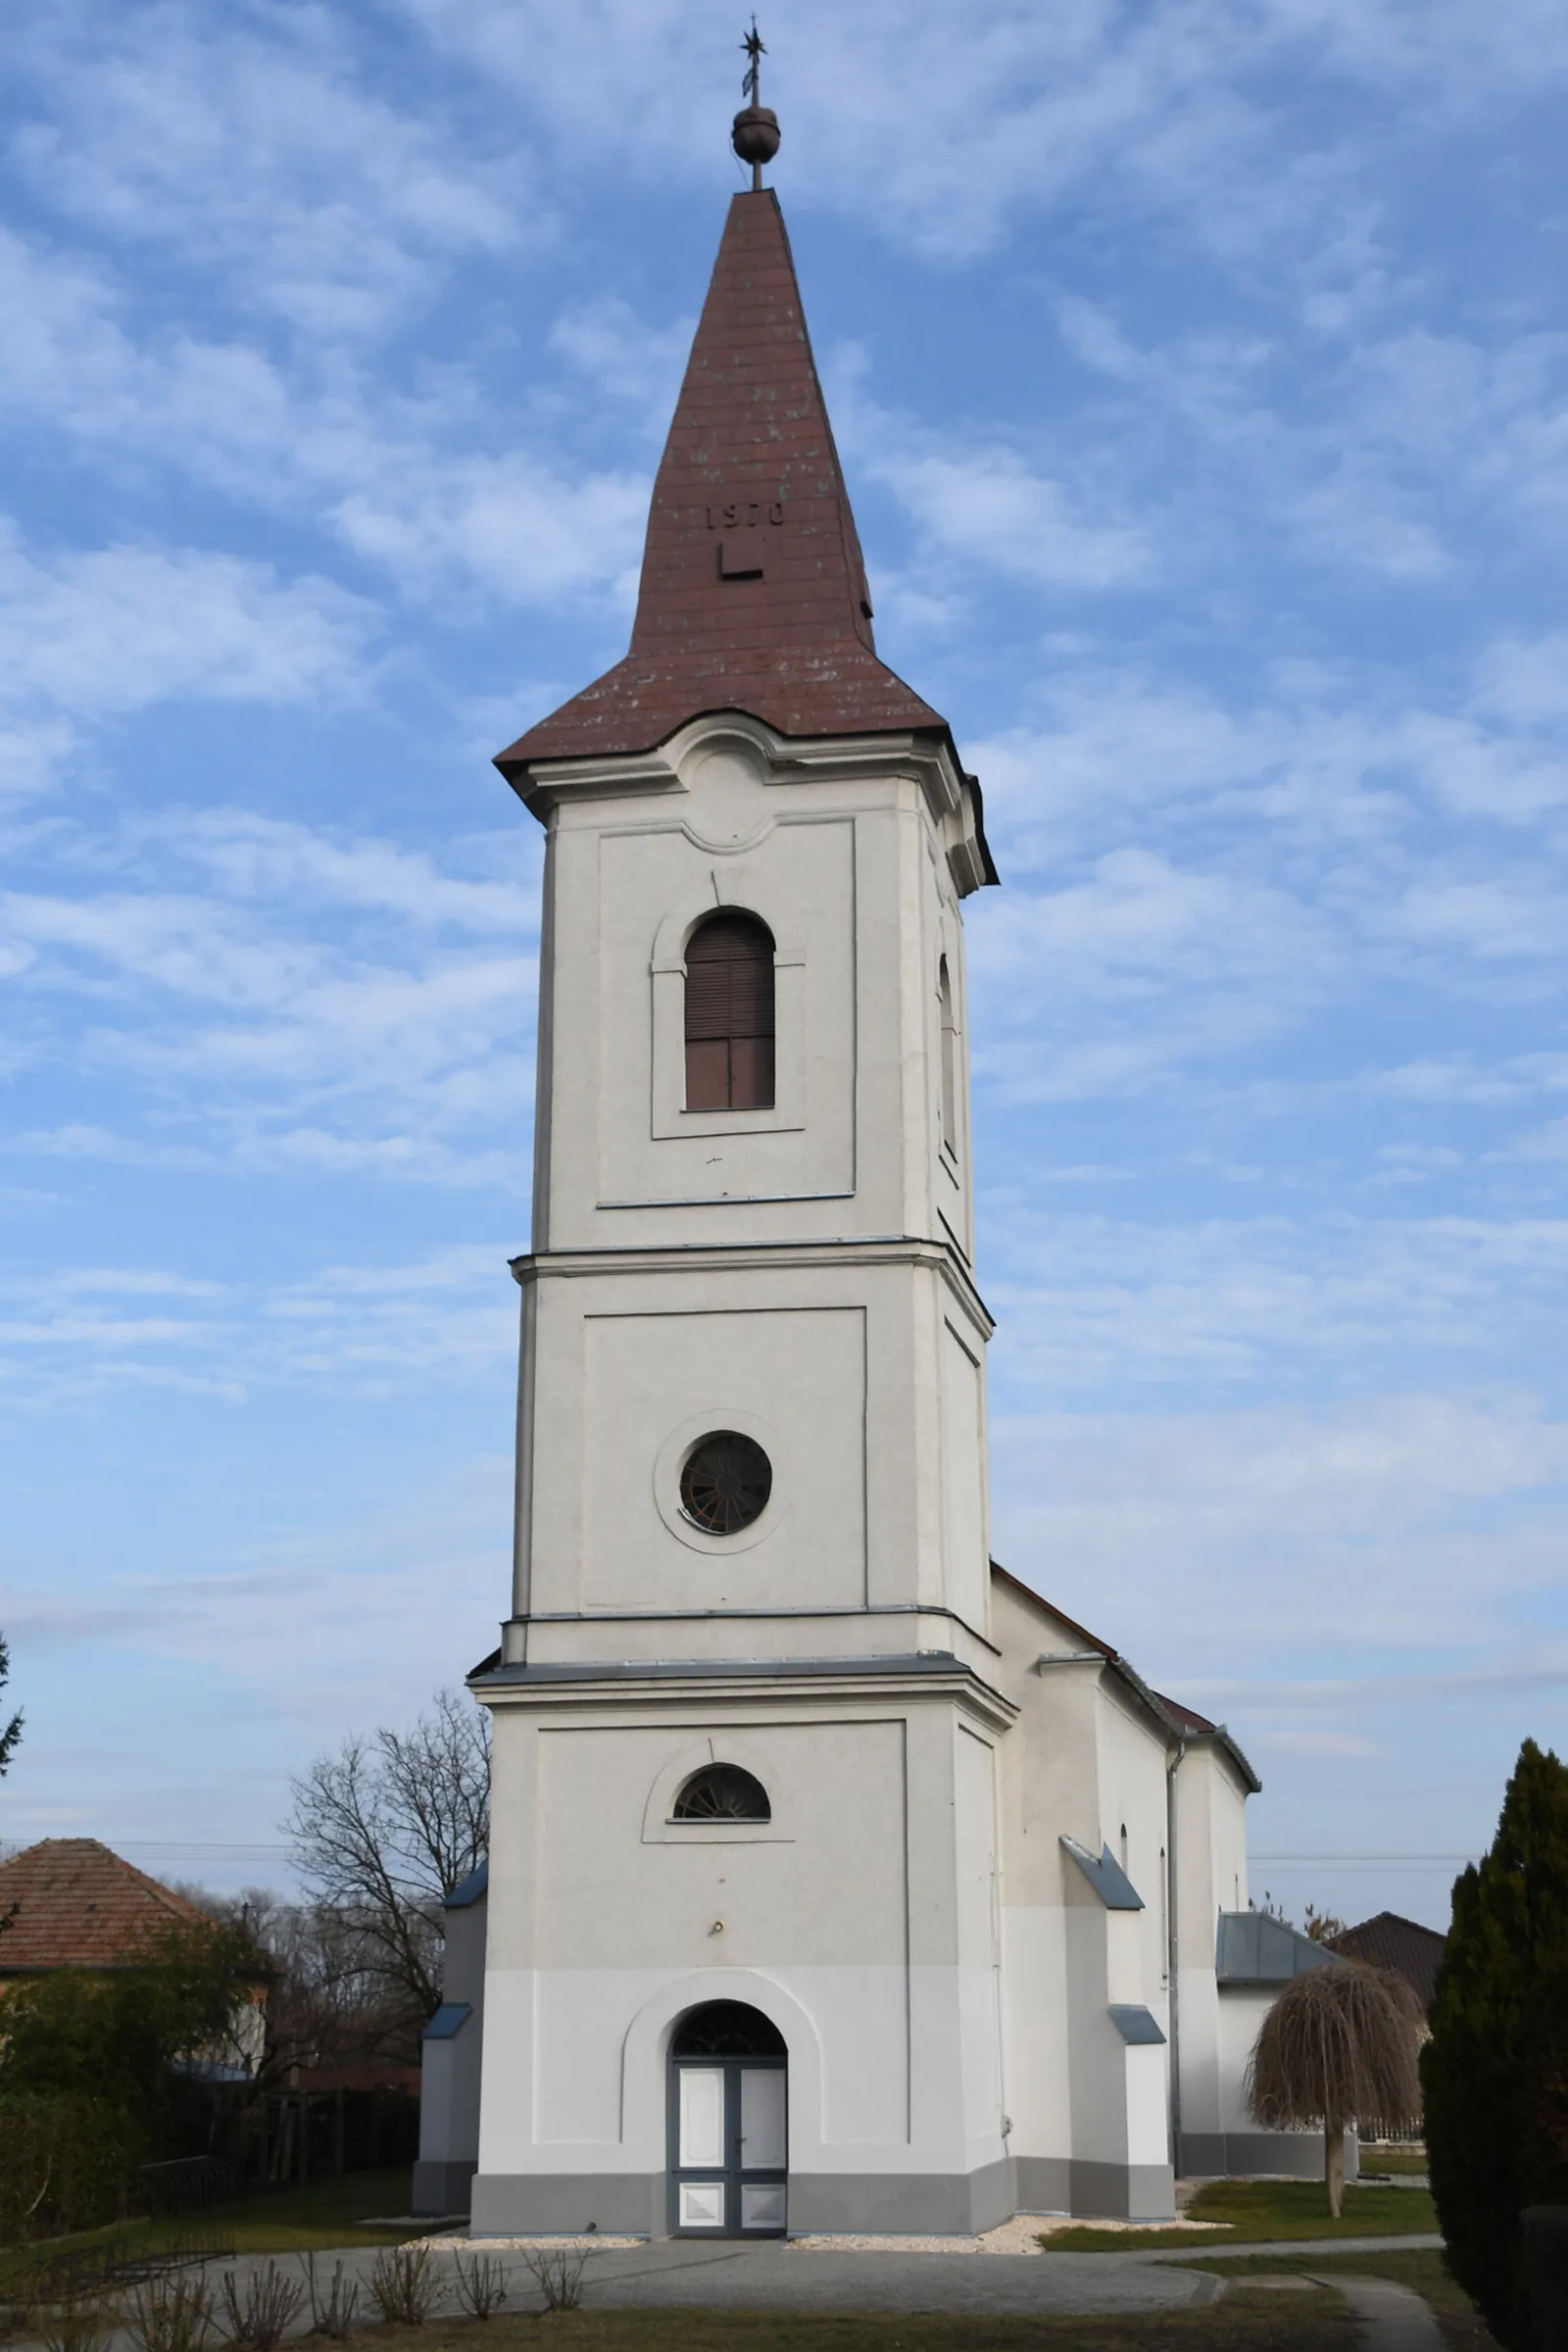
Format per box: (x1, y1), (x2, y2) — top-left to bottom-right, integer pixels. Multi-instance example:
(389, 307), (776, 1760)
(496, 56), (954, 782)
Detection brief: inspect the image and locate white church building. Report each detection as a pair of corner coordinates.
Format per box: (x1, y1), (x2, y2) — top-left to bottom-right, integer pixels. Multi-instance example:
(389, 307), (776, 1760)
(415, 101), (1342, 2239)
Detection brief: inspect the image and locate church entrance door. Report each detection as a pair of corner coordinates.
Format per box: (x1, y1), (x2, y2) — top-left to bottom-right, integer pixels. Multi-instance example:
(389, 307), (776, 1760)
(669, 2000), (787, 2236)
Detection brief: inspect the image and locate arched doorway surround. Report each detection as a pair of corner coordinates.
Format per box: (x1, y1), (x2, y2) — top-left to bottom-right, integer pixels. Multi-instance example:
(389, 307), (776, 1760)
(668, 2000), (787, 2235)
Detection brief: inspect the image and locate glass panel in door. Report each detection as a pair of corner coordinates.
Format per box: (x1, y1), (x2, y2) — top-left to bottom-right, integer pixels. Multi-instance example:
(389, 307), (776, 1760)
(740, 2068), (787, 2169)
(678, 2067), (726, 2170)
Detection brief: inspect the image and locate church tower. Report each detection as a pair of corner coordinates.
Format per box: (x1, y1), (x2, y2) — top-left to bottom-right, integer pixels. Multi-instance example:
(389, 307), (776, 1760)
(469, 80), (1015, 2239)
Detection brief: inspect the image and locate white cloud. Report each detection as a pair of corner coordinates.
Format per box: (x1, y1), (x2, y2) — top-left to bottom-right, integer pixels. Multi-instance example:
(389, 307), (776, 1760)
(0, 1242), (518, 1409)
(985, 1210), (1568, 1396)
(889, 451), (1150, 589)
(991, 1391), (1568, 1666)
(968, 848), (1329, 1100)
(1383, 878), (1568, 961)
(405, 0), (1568, 261)
(0, 525), (377, 800)
(11, 3), (525, 337)
(332, 453), (649, 606)
(0, 801), (541, 1184)
(548, 298), (695, 427)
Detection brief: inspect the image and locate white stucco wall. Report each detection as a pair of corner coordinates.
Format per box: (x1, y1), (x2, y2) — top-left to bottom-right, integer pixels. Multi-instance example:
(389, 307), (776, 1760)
(466, 709), (1260, 2233)
(475, 1684), (1011, 2204)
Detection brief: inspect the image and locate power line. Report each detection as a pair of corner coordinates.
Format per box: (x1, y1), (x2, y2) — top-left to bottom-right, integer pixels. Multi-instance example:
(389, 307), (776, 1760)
(1251, 1853), (1476, 1865)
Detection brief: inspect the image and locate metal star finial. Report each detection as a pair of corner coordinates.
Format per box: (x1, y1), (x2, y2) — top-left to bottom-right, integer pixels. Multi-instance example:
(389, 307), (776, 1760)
(741, 19), (765, 104)
(732, 20), (780, 189)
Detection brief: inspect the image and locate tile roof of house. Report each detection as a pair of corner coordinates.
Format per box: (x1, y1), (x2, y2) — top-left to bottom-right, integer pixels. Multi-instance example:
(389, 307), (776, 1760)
(1327, 1909), (1448, 2011)
(0, 1837), (207, 1973)
(496, 189), (992, 882)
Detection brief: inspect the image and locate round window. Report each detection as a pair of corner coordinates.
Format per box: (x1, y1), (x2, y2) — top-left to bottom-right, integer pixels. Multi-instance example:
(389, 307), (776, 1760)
(679, 1431), (772, 1535)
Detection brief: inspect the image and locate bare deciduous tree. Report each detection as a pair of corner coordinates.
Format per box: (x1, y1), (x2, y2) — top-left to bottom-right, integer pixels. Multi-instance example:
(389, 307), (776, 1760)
(1247, 1961), (1425, 2216)
(284, 1690), (489, 2024)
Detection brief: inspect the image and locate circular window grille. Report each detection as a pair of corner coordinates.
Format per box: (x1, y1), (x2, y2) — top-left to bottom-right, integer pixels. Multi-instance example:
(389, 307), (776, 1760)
(679, 1430), (771, 1535)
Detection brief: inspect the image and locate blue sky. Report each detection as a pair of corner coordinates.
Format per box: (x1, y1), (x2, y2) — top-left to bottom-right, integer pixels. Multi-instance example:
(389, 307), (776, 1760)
(2, 0), (1565, 1931)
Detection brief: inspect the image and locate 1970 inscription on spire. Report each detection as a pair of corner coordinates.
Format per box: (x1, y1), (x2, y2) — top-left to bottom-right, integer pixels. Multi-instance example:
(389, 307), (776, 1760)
(706, 502), (786, 529)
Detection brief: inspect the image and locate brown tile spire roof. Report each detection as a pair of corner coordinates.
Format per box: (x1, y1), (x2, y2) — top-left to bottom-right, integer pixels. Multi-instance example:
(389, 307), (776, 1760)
(497, 189), (951, 778)
(0, 1836), (207, 1973)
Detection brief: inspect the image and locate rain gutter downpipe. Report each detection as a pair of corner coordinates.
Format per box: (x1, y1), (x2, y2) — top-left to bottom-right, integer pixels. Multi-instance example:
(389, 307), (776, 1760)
(1166, 1734), (1187, 2176)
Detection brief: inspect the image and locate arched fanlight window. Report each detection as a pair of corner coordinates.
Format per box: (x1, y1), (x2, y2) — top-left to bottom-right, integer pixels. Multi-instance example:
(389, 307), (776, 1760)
(685, 912), (775, 1110)
(672, 1763), (771, 1823)
(938, 956), (957, 1154)
(671, 2000), (786, 2057)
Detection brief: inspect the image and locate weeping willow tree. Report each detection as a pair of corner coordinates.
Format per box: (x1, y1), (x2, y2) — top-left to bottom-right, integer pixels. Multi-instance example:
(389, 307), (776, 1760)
(1247, 1962), (1425, 2216)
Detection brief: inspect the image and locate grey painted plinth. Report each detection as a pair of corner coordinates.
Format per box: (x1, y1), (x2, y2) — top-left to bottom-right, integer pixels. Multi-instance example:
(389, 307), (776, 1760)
(469, 2173), (664, 2237)
(787, 2160), (1012, 2235)
(1180, 2129), (1358, 2181)
(470, 2156), (1174, 2238)
(1014, 2157), (1175, 2222)
(411, 2158), (476, 2217)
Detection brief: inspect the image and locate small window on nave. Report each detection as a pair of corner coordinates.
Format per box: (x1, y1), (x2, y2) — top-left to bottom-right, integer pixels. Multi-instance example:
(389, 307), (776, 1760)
(685, 911), (775, 1110)
(938, 956), (957, 1154)
(672, 1764), (771, 1823)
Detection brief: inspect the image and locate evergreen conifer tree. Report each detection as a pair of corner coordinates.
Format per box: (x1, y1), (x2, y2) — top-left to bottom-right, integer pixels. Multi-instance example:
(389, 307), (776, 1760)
(1424, 1738), (1568, 2346)
(0, 1630), (20, 1778)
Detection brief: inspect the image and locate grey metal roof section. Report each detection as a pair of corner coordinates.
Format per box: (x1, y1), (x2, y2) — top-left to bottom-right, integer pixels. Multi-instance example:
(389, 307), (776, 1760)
(474, 1651), (982, 1685)
(422, 2001), (472, 2040)
(1060, 1835), (1145, 1911)
(470, 1653), (1013, 1725)
(1108, 2004), (1167, 2045)
(1216, 1909), (1346, 1984)
(445, 1860), (488, 1910)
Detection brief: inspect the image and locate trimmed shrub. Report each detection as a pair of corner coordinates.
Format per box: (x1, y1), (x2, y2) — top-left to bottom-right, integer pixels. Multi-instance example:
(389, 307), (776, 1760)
(0, 2092), (142, 2239)
(1423, 1738), (1568, 2347)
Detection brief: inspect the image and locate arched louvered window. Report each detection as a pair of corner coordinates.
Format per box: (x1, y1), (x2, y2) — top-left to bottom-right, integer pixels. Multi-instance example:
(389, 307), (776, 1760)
(684, 912), (775, 1110)
(673, 1764), (771, 1823)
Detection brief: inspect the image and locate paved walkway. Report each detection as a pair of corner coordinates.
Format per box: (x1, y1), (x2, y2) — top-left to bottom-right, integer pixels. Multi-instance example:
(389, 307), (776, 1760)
(14, 2230), (1453, 2346)
(1308, 2275), (1446, 2351)
(1143, 2230), (1446, 2264)
(212, 2239), (1218, 2319)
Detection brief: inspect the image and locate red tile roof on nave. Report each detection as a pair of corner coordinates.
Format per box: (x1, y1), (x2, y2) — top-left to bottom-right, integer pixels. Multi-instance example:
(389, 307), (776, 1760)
(0, 1836), (207, 1973)
(496, 188), (952, 778)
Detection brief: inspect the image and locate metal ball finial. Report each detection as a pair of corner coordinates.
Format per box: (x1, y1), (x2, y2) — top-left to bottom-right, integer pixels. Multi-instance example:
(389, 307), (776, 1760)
(734, 19), (779, 189)
(732, 106), (781, 171)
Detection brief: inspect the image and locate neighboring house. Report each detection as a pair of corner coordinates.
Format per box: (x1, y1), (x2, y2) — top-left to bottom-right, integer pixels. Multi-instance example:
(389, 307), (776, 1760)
(413, 1862), (487, 2216)
(414, 103), (1342, 2241)
(1328, 1911), (1447, 2014)
(0, 1835), (265, 2076)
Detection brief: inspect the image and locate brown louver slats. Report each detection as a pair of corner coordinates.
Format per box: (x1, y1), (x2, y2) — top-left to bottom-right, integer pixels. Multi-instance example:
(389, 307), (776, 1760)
(684, 912), (775, 1108)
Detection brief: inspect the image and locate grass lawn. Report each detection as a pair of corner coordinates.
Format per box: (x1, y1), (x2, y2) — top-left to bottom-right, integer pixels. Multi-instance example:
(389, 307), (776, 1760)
(198, 2164), (429, 2249)
(0, 2165), (426, 2278)
(1356, 2146), (1428, 2178)
(1039, 2176), (1439, 2252)
(366, 2297), (1354, 2352)
(1189, 2249), (1498, 2351)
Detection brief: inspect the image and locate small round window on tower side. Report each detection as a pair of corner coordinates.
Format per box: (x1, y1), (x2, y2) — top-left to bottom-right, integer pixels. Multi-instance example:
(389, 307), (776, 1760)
(672, 1765), (771, 1823)
(679, 1431), (771, 1535)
